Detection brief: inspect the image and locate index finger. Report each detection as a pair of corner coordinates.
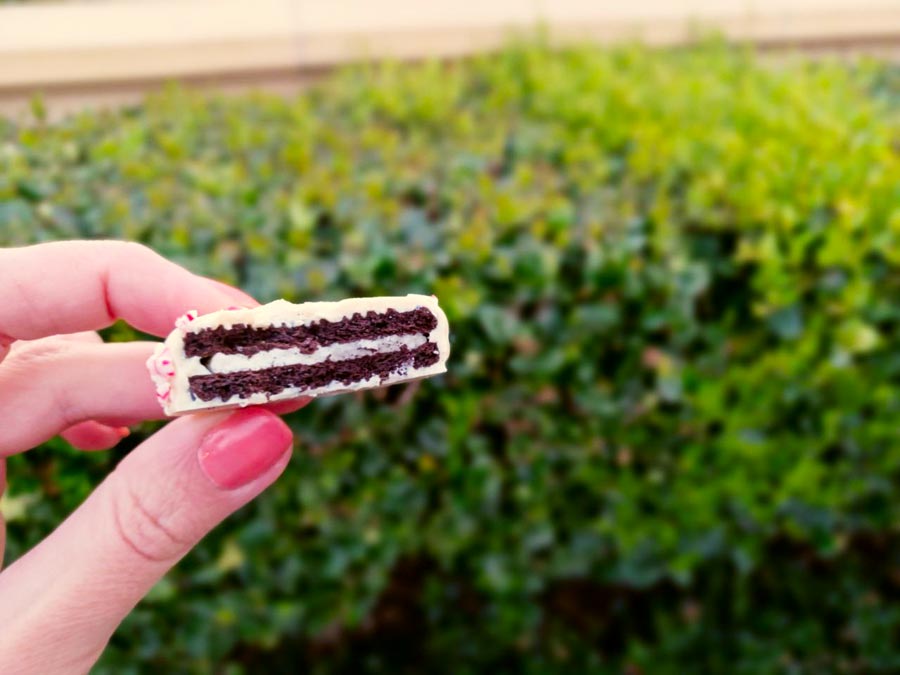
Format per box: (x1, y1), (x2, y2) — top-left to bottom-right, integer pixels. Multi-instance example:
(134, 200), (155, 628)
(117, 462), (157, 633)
(0, 241), (257, 341)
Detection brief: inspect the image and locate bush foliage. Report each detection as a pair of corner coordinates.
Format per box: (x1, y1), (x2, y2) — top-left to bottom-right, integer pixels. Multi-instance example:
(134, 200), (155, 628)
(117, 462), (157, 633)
(2, 42), (899, 673)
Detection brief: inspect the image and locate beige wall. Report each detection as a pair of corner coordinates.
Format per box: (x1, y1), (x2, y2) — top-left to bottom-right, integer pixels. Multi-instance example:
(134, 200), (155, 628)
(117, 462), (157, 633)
(2, 0), (900, 117)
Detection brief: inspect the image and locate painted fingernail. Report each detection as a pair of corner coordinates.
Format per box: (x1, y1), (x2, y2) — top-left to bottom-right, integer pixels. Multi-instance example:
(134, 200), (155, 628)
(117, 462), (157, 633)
(198, 409), (292, 490)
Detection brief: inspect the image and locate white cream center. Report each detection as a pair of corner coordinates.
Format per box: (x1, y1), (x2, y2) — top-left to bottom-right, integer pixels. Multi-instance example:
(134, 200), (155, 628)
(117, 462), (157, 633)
(205, 333), (428, 374)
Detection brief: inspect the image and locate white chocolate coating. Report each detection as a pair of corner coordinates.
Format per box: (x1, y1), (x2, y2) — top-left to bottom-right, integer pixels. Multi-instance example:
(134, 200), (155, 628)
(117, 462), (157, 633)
(147, 294), (450, 416)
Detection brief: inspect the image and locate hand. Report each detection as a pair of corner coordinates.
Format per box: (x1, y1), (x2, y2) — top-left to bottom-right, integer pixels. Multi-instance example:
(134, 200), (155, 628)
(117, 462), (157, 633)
(0, 241), (299, 675)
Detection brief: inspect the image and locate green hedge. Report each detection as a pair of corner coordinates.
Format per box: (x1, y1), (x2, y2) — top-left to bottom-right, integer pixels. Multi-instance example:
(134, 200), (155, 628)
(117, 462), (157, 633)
(2, 42), (899, 673)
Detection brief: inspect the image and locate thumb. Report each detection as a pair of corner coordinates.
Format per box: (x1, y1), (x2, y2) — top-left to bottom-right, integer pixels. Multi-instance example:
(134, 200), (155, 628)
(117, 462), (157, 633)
(0, 408), (293, 675)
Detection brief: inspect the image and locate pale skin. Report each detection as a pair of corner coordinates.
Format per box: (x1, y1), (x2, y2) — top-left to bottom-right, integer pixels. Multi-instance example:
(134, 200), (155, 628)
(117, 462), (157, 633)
(0, 241), (307, 675)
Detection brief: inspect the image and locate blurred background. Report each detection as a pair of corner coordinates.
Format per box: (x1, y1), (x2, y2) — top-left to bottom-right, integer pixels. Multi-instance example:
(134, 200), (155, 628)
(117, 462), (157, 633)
(2, 1), (899, 673)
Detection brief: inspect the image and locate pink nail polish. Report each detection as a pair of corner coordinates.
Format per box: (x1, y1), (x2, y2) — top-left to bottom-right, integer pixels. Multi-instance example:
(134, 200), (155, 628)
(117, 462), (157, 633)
(198, 409), (293, 490)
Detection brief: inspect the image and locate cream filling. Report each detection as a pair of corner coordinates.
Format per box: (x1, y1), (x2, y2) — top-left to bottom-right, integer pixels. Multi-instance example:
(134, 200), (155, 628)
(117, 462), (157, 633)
(204, 333), (429, 374)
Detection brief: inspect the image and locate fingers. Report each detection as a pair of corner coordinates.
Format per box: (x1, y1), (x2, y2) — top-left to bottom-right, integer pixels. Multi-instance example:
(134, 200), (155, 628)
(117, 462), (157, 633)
(0, 341), (161, 457)
(60, 422), (130, 452)
(263, 398), (312, 416)
(0, 241), (257, 342)
(201, 277), (258, 308)
(0, 409), (293, 675)
(39, 332), (131, 451)
(0, 331), (311, 456)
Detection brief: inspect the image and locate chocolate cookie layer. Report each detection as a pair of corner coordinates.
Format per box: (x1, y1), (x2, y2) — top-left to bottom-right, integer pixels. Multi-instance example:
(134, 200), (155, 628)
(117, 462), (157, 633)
(189, 341), (440, 401)
(183, 307), (438, 358)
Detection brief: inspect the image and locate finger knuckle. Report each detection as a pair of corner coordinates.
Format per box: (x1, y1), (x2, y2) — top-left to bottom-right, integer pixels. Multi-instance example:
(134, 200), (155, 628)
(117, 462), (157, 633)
(0, 337), (84, 428)
(0, 339), (84, 429)
(7, 338), (67, 366)
(108, 478), (189, 564)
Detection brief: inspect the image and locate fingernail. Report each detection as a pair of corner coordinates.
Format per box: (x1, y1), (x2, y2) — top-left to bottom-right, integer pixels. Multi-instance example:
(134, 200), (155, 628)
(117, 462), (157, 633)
(198, 409), (293, 490)
(205, 278), (260, 308)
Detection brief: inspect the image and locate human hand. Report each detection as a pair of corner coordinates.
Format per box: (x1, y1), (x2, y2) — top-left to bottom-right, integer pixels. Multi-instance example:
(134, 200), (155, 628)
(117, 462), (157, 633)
(0, 241), (301, 675)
